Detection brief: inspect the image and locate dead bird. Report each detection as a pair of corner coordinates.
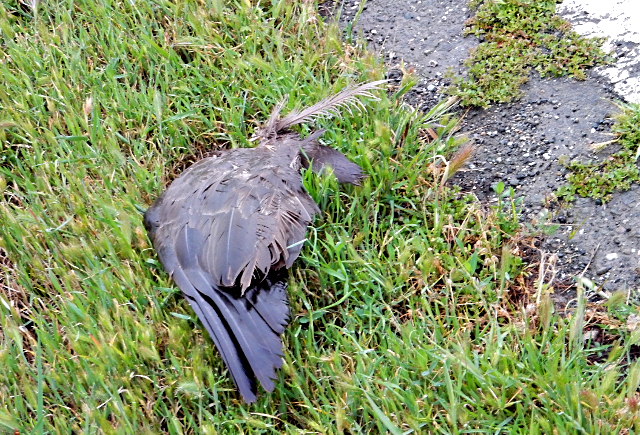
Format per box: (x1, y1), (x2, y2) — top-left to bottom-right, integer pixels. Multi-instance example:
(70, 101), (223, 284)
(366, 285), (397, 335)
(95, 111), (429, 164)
(143, 80), (386, 403)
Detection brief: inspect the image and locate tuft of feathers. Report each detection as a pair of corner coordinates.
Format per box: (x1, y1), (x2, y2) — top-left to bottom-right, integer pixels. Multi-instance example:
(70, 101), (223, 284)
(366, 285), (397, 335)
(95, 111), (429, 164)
(256, 80), (387, 141)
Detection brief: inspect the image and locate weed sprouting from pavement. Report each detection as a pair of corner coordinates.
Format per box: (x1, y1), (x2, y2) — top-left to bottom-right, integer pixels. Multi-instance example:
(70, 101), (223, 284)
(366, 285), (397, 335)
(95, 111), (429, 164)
(557, 102), (640, 202)
(447, 0), (610, 107)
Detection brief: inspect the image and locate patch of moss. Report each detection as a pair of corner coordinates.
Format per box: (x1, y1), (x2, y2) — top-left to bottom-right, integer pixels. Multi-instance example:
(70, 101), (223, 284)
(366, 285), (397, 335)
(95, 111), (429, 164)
(557, 103), (640, 202)
(447, 0), (610, 107)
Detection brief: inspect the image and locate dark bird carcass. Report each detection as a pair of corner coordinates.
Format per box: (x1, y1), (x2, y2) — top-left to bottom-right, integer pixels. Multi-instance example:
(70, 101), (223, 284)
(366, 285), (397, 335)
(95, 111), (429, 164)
(143, 80), (386, 403)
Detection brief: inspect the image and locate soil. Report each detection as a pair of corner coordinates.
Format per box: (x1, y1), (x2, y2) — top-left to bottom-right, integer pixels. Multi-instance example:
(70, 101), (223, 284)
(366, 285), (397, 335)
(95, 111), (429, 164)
(337, 0), (640, 300)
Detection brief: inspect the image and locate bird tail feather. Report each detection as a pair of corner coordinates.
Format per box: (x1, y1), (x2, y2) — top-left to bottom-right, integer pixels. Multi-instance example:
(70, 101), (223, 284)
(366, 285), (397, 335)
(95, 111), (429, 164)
(173, 267), (289, 403)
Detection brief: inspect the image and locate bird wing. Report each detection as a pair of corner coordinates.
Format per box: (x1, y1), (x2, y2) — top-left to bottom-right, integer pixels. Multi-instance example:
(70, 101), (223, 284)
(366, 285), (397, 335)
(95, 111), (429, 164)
(148, 150), (318, 287)
(143, 149), (318, 402)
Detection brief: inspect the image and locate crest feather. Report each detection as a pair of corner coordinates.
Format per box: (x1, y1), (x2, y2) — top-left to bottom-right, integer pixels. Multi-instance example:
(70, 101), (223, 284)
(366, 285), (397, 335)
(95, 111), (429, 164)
(260, 80), (387, 139)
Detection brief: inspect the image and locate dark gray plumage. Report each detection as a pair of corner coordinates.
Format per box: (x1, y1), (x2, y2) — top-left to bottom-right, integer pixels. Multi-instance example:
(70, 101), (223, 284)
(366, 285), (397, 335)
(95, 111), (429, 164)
(144, 81), (385, 403)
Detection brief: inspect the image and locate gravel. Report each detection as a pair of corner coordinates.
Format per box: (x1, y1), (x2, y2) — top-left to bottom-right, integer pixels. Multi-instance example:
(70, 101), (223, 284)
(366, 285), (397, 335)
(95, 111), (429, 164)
(337, 0), (640, 298)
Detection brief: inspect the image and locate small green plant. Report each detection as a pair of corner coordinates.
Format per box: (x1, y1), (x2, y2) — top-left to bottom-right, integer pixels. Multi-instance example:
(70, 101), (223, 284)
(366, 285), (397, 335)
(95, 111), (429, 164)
(446, 0), (610, 107)
(493, 180), (522, 233)
(557, 102), (640, 202)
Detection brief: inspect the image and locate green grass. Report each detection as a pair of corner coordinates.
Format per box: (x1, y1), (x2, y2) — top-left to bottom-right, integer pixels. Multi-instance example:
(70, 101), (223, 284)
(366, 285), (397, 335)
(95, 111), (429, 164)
(446, 0), (610, 107)
(557, 102), (640, 202)
(1, 0), (640, 434)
